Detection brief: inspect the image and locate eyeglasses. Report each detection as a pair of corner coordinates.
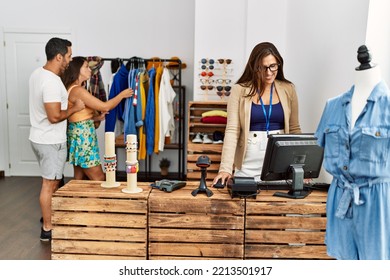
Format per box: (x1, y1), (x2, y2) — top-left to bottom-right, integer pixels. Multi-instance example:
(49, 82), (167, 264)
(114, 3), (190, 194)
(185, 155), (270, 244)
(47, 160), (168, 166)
(200, 85), (214, 90)
(200, 78), (214, 84)
(201, 64), (214, 70)
(201, 58), (215, 65)
(216, 79), (231, 84)
(218, 59), (232, 65)
(216, 91), (231, 97)
(216, 86), (231, 92)
(200, 71), (214, 77)
(259, 63), (279, 72)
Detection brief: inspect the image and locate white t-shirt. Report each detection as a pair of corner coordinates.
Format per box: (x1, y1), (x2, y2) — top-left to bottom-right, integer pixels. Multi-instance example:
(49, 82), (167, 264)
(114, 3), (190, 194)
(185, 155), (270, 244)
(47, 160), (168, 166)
(29, 67), (68, 144)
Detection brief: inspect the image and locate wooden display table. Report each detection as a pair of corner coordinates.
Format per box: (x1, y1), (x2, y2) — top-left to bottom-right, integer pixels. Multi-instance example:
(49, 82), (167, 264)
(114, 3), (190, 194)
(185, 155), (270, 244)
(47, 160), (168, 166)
(51, 180), (151, 260)
(51, 180), (330, 260)
(245, 189), (331, 259)
(148, 181), (245, 260)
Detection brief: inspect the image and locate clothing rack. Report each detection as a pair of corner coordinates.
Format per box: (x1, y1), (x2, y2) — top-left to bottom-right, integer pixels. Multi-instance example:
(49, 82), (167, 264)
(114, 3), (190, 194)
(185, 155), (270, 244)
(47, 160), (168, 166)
(102, 57), (186, 181)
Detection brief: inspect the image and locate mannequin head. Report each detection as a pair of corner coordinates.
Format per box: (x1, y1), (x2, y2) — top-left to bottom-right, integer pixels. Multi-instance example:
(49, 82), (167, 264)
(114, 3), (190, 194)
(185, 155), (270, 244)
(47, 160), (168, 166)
(355, 45), (377, 71)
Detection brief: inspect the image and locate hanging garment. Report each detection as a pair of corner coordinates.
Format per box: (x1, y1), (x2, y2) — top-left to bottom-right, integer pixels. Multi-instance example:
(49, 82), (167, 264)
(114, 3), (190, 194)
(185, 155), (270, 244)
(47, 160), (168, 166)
(105, 64), (129, 132)
(86, 56), (107, 101)
(145, 67), (156, 155)
(158, 68), (177, 151)
(123, 69), (139, 138)
(138, 71), (148, 160)
(315, 80), (390, 260)
(154, 65), (163, 154)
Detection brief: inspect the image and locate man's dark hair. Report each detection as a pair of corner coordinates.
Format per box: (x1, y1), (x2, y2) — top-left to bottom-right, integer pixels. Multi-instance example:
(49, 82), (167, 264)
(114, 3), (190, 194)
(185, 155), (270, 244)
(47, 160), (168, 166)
(45, 37), (72, 61)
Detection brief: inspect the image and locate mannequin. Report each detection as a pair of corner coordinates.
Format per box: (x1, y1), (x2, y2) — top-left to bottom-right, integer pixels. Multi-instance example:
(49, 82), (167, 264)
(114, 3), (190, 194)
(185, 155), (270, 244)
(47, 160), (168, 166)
(315, 45), (390, 260)
(351, 45), (381, 128)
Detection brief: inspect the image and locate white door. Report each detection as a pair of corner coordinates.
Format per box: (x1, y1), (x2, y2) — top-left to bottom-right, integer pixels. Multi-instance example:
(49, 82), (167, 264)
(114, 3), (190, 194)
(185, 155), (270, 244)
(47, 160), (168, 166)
(4, 31), (72, 176)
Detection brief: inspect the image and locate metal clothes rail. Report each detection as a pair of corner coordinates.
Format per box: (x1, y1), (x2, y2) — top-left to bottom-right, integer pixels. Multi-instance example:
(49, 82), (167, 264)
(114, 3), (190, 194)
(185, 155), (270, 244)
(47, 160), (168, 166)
(102, 57), (186, 181)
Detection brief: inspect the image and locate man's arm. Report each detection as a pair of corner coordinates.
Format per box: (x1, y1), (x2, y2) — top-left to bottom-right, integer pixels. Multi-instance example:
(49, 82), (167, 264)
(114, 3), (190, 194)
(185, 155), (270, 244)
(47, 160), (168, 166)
(44, 99), (85, 123)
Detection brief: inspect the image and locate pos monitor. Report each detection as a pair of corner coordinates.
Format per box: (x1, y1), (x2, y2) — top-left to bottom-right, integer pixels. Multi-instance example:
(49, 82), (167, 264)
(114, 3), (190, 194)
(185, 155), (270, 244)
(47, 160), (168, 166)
(260, 134), (324, 199)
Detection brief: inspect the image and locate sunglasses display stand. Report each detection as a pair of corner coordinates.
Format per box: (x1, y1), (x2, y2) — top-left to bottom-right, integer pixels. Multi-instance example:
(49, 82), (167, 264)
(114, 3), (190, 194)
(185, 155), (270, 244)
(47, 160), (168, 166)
(198, 58), (233, 101)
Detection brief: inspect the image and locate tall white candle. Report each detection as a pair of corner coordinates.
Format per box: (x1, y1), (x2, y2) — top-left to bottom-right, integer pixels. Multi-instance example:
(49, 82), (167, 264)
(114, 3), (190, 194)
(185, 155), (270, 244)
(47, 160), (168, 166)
(105, 132), (115, 156)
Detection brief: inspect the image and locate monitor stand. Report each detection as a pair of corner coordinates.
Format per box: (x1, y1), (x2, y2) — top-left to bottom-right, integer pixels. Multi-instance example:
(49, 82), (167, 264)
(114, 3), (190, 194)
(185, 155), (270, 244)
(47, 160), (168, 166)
(274, 164), (310, 199)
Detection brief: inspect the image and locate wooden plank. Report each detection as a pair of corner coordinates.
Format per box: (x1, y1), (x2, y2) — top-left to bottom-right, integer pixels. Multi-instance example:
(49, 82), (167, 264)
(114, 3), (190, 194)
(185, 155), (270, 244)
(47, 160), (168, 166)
(52, 253), (143, 260)
(246, 229), (325, 244)
(149, 198), (244, 215)
(52, 197), (147, 213)
(52, 212), (146, 228)
(255, 190), (328, 201)
(54, 180), (151, 199)
(187, 143), (222, 153)
(187, 162), (220, 171)
(149, 256), (230, 260)
(149, 243), (243, 258)
(246, 202), (326, 215)
(245, 244), (331, 259)
(53, 226), (146, 242)
(149, 228), (243, 243)
(187, 154), (221, 162)
(186, 171), (218, 180)
(246, 216), (326, 230)
(149, 213), (244, 230)
(52, 240), (146, 257)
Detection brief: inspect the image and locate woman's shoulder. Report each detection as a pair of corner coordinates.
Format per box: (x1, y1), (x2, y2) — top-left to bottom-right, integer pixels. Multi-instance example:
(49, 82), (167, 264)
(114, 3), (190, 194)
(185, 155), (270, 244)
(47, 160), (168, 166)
(232, 83), (251, 95)
(275, 80), (296, 95)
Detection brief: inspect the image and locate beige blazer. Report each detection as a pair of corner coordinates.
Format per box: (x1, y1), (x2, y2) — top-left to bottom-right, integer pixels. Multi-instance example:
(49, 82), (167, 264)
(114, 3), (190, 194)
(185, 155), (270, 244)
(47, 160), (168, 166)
(219, 80), (302, 174)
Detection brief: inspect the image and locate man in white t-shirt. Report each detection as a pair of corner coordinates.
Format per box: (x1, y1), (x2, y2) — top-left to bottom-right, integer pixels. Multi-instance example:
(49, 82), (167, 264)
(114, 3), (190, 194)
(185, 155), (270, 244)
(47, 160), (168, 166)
(29, 37), (85, 241)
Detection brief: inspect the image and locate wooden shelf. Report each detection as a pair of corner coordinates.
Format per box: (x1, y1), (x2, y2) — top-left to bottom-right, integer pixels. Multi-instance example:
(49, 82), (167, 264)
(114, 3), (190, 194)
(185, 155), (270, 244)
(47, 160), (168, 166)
(187, 101), (227, 181)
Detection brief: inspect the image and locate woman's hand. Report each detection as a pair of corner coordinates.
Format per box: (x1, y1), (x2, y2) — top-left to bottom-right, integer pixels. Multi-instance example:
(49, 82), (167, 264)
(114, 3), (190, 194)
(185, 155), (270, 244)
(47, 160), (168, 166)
(212, 171), (232, 187)
(120, 88), (134, 99)
(93, 111), (108, 122)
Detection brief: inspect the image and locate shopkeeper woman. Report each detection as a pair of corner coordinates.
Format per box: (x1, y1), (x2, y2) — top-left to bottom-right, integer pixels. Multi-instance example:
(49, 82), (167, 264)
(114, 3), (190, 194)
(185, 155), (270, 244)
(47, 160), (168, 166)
(213, 42), (302, 186)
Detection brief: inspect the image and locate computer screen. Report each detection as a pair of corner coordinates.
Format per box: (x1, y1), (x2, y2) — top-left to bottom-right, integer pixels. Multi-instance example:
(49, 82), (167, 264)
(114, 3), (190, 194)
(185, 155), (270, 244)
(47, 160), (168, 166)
(260, 134), (324, 199)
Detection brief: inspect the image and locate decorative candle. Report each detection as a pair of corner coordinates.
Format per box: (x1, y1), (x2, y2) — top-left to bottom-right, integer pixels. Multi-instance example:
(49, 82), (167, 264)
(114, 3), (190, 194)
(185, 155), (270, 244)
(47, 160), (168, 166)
(101, 132), (120, 188)
(122, 134), (142, 193)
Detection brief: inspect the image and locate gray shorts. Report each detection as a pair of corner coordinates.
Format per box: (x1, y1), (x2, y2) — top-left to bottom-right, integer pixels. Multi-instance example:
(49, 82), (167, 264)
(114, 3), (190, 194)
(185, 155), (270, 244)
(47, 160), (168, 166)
(30, 141), (67, 180)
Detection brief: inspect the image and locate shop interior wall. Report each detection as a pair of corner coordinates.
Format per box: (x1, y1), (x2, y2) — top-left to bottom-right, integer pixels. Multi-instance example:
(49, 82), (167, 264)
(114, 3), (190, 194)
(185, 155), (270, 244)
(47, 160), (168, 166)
(1, 0), (389, 178)
(0, 0), (195, 176)
(194, 0), (390, 182)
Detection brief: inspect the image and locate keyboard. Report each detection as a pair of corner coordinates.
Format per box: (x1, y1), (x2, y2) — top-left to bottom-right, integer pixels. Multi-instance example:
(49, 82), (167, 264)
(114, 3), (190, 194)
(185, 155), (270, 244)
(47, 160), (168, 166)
(256, 181), (330, 191)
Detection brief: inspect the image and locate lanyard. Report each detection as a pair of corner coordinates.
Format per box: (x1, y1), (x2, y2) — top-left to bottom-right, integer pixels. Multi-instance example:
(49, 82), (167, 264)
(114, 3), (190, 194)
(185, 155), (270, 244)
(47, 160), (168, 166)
(259, 83), (274, 135)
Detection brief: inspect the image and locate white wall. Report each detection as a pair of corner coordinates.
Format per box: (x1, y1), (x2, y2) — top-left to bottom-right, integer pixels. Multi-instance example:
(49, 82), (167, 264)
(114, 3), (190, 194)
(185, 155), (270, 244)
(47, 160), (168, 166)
(0, 0), (195, 175)
(366, 0), (390, 83)
(1, 0), (389, 179)
(193, 0), (247, 101)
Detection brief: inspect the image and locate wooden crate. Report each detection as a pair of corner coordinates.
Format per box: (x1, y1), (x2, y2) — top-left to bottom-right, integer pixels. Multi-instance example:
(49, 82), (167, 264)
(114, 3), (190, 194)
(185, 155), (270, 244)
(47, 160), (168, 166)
(51, 180), (151, 260)
(245, 190), (331, 259)
(187, 101), (227, 182)
(148, 181), (245, 259)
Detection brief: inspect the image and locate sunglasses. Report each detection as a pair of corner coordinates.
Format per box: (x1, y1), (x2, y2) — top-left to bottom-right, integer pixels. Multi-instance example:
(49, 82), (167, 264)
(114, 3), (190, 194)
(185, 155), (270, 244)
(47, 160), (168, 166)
(201, 58), (215, 65)
(216, 86), (231, 92)
(200, 85), (214, 90)
(200, 71), (214, 77)
(216, 91), (231, 97)
(216, 79), (231, 84)
(218, 59), (232, 65)
(200, 78), (214, 84)
(201, 64), (214, 70)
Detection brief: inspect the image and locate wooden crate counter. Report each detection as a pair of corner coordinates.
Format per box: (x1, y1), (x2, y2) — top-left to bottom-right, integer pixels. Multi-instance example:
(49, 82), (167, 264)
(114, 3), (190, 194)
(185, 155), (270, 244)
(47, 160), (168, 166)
(51, 180), (151, 260)
(245, 189), (331, 260)
(148, 181), (245, 260)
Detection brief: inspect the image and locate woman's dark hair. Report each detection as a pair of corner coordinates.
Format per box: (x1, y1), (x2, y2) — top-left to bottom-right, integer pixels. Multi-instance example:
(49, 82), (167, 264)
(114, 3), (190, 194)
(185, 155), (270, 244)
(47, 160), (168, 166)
(236, 42), (292, 97)
(45, 37), (72, 61)
(61, 56), (87, 89)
